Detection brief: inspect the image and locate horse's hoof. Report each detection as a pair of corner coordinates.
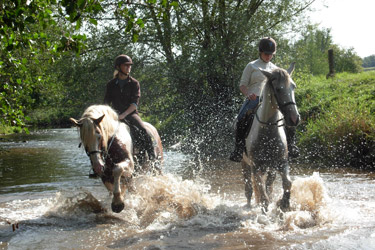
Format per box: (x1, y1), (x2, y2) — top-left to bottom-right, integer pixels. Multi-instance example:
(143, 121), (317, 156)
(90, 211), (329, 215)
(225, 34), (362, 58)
(111, 203), (125, 213)
(277, 199), (290, 212)
(243, 202), (251, 210)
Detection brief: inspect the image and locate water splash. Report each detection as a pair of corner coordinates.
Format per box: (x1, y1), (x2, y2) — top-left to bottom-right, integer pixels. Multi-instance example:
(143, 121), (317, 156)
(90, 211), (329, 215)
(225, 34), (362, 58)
(125, 173), (214, 229)
(283, 172), (332, 230)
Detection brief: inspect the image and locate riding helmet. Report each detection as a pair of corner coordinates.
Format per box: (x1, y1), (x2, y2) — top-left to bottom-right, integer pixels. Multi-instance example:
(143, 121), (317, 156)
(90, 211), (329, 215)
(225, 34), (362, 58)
(114, 54), (133, 68)
(259, 37), (277, 54)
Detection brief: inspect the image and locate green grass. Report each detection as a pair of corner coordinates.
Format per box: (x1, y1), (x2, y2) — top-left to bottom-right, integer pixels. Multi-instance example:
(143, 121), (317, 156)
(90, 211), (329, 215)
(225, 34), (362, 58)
(295, 71), (375, 168)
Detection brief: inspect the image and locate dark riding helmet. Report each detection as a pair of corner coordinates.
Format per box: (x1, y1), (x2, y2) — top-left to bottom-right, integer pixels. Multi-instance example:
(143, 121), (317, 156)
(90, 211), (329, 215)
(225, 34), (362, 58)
(259, 37), (277, 54)
(114, 54), (133, 68)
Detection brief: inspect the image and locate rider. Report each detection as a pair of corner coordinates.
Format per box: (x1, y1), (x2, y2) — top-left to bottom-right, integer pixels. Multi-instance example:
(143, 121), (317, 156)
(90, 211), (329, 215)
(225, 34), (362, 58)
(229, 37), (299, 162)
(104, 54), (156, 161)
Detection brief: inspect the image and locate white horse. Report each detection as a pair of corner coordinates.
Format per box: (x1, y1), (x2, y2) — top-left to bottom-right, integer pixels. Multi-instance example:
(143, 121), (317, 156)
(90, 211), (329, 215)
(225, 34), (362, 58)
(242, 63), (300, 212)
(70, 105), (163, 213)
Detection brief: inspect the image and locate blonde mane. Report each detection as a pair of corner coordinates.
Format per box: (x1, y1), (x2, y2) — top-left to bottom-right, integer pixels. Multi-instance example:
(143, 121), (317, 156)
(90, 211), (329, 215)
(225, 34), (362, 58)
(79, 105), (120, 151)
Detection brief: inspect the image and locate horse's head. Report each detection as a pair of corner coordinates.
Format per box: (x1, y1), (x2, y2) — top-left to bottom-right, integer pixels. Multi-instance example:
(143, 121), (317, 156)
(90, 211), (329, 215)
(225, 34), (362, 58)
(70, 114), (107, 175)
(260, 63), (300, 126)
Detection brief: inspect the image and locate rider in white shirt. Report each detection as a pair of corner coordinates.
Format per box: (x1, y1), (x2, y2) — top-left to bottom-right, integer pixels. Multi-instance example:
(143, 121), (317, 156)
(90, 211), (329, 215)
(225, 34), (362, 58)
(229, 37), (299, 162)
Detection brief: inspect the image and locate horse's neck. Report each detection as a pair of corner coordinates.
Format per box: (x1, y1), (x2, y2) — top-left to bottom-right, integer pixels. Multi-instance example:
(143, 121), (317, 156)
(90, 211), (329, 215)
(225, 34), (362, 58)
(114, 122), (133, 149)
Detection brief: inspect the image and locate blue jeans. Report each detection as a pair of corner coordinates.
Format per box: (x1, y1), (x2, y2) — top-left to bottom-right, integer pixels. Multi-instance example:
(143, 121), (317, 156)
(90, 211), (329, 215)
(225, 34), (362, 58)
(238, 97), (259, 121)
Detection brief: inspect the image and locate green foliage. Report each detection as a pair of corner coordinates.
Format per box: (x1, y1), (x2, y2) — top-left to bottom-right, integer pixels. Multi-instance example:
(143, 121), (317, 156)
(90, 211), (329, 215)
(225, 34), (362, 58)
(333, 46), (363, 73)
(285, 25), (363, 76)
(289, 25), (332, 75)
(363, 55), (375, 68)
(297, 71), (375, 168)
(0, 0), (104, 131)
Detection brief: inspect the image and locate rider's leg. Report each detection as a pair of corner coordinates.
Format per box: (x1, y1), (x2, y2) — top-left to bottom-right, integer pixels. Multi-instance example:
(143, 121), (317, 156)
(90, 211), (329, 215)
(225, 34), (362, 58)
(230, 98), (259, 162)
(126, 114), (156, 160)
(285, 126), (299, 158)
(230, 116), (249, 162)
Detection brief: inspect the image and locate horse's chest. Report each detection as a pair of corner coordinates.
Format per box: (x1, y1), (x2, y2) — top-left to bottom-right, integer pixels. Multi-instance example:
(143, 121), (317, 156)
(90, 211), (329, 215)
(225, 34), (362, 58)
(248, 128), (287, 163)
(106, 137), (130, 165)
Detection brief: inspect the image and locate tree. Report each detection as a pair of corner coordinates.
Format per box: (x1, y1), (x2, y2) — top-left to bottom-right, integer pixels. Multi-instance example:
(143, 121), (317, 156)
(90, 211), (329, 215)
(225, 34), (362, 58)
(112, 0), (318, 153)
(333, 46), (363, 73)
(0, 0), (104, 130)
(1, 0), (318, 156)
(363, 55), (375, 68)
(290, 24), (332, 75)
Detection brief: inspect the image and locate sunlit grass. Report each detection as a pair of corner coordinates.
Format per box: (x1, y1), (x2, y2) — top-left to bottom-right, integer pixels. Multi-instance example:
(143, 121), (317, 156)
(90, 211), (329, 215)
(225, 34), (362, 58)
(296, 71), (375, 168)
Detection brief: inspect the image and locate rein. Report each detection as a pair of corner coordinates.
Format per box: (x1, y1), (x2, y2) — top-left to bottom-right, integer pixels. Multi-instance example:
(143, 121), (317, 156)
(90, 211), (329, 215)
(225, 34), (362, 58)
(255, 111), (284, 127)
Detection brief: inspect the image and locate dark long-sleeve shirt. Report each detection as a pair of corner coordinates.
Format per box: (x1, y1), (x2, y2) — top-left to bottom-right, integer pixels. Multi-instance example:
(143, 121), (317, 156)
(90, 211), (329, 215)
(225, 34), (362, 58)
(103, 76), (140, 114)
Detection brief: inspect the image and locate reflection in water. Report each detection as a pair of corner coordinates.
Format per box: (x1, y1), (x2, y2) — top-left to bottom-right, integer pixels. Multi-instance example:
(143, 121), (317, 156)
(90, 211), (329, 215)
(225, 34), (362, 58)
(1, 129), (375, 249)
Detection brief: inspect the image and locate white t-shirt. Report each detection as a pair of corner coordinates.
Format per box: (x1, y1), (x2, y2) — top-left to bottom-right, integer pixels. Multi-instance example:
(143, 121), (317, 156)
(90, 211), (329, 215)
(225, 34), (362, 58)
(239, 58), (277, 97)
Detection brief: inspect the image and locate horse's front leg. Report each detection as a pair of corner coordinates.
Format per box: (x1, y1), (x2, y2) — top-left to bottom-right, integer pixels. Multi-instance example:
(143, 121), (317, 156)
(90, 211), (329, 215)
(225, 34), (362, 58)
(241, 160), (253, 208)
(253, 169), (270, 213)
(265, 170), (276, 199)
(111, 159), (133, 213)
(277, 163), (292, 212)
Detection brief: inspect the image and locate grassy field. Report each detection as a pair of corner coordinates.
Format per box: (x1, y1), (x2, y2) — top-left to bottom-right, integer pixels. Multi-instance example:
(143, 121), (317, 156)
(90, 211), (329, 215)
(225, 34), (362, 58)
(295, 71), (375, 169)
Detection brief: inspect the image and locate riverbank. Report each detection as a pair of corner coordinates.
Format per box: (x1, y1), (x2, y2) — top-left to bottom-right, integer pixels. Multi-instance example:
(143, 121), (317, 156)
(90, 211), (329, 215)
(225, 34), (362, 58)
(296, 71), (375, 168)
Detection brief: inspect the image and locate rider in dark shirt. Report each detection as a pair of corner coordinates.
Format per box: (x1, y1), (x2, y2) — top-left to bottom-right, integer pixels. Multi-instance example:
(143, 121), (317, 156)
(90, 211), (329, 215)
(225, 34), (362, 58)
(104, 54), (156, 161)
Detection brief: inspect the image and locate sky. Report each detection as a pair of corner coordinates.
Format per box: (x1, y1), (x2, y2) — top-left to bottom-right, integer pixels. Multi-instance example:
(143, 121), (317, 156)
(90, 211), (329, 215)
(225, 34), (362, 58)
(309, 0), (375, 58)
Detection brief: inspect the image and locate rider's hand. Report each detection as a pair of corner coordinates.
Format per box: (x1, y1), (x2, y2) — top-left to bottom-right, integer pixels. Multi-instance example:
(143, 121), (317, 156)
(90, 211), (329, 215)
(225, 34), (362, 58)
(119, 113), (127, 120)
(247, 93), (257, 100)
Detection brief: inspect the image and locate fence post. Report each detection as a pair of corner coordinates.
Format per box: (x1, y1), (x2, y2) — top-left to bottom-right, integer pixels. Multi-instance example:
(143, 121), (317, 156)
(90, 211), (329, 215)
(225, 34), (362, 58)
(326, 48), (335, 79)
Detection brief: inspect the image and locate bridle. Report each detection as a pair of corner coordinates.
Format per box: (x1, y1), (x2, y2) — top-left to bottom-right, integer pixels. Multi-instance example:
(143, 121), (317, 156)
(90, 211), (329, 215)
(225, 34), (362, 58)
(82, 121), (120, 173)
(85, 135), (116, 159)
(255, 79), (296, 127)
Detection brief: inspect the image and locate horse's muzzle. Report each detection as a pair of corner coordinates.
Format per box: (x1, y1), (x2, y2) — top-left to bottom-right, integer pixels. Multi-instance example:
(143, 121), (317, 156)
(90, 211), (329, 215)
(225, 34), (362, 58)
(286, 113), (300, 127)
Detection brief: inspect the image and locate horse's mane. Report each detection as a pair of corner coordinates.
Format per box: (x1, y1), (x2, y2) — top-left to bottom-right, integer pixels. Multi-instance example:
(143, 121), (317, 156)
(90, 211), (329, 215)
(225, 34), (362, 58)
(79, 105), (119, 151)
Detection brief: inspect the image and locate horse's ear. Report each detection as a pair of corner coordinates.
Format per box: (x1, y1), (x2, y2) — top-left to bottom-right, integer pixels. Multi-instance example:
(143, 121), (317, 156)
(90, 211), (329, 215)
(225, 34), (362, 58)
(287, 62), (295, 76)
(93, 114), (105, 125)
(70, 118), (82, 127)
(259, 69), (273, 80)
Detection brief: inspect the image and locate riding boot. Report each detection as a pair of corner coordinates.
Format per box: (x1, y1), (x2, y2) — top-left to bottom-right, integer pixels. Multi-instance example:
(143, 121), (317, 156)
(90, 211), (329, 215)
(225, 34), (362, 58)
(286, 126), (300, 158)
(229, 133), (245, 162)
(229, 114), (253, 162)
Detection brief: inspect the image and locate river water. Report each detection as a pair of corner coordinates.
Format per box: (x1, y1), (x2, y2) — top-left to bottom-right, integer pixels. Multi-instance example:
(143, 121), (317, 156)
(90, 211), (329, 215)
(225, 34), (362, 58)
(1, 128), (375, 249)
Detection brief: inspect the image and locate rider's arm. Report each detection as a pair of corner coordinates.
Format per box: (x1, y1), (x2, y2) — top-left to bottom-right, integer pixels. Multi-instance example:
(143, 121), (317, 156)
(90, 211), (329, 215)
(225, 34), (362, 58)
(119, 104), (137, 120)
(239, 64), (257, 101)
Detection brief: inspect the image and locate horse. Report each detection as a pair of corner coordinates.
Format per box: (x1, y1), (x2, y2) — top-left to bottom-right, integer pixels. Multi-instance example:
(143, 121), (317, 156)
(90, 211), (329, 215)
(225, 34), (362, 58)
(242, 63), (300, 213)
(70, 104), (163, 213)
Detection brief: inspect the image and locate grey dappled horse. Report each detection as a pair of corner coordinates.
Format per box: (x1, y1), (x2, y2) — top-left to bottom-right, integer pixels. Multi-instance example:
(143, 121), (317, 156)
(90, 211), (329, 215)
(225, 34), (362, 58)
(242, 63), (300, 212)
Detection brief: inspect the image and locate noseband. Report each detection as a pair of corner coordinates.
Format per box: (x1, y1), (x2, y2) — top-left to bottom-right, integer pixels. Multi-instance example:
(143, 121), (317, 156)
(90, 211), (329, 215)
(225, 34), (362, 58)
(86, 134), (116, 160)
